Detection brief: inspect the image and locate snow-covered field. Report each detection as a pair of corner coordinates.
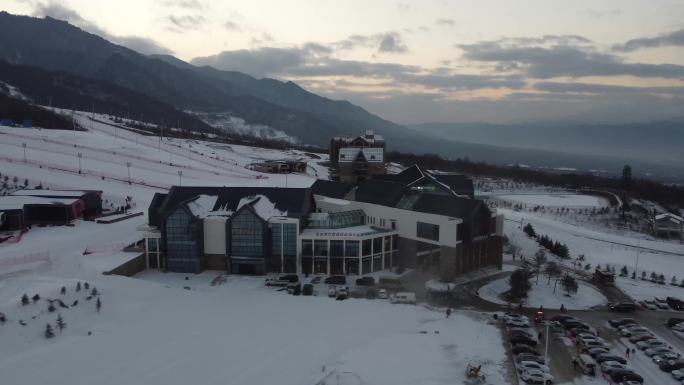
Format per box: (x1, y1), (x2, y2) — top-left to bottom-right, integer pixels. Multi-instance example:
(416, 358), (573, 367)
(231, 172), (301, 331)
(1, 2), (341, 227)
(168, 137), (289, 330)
(496, 193), (610, 208)
(478, 275), (606, 310)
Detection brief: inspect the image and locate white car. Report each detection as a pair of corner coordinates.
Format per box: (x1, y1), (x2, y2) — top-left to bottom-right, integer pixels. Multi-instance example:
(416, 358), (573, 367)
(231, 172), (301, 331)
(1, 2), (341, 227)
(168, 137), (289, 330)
(673, 323), (684, 332)
(637, 339), (668, 350)
(519, 368), (554, 384)
(655, 298), (670, 309)
(504, 313), (529, 323)
(600, 360), (630, 373)
(518, 361), (550, 374)
(673, 369), (684, 380)
(376, 288), (388, 299)
(506, 318), (530, 328)
(620, 326), (650, 337)
(641, 300), (657, 310)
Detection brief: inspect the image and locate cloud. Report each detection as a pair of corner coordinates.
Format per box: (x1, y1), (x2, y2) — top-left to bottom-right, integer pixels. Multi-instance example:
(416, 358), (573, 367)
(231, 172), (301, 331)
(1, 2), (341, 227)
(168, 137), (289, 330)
(378, 33), (407, 53)
(224, 20), (240, 31)
(159, 0), (203, 9)
(167, 14), (205, 31)
(333, 31), (408, 54)
(459, 39), (684, 79)
(32, 1), (173, 55)
(191, 47), (311, 77)
(613, 29), (684, 52)
(533, 81), (684, 96)
(436, 18), (455, 26)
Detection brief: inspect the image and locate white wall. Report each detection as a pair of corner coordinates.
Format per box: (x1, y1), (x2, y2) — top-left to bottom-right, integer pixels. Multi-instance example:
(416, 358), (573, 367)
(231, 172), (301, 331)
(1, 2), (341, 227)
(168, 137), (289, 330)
(203, 217), (227, 255)
(314, 195), (462, 247)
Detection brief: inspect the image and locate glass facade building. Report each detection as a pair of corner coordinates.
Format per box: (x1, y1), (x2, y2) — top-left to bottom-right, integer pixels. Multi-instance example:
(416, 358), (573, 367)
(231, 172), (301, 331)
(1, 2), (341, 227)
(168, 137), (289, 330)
(165, 207), (202, 273)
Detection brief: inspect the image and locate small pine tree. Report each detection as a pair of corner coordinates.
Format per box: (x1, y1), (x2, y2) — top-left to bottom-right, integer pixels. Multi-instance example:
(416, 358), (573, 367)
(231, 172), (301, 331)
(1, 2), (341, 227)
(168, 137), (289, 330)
(561, 274), (579, 296)
(0, 312), (6, 323)
(632, 271), (636, 279)
(76, 282), (81, 292)
(642, 271), (647, 279)
(48, 303), (56, 313)
(23, 178), (28, 187)
(672, 276), (678, 285)
(91, 287), (98, 296)
(21, 293), (30, 306)
(96, 297), (102, 313)
(31, 294), (40, 303)
(56, 314), (66, 331)
(620, 266), (628, 277)
(60, 286), (66, 295)
(45, 323), (55, 339)
(523, 223), (536, 238)
(84, 282), (90, 290)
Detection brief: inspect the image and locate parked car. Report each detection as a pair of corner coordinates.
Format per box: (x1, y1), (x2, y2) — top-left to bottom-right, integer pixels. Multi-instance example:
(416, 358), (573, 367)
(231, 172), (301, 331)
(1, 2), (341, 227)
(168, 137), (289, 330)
(667, 297), (684, 311)
(580, 340), (607, 352)
(619, 326), (651, 337)
(653, 352), (681, 364)
(327, 285), (337, 297)
(609, 303), (637, 312)
(390, 291), (416, 304)
(636, 339), (668, 350)
(628, 333), (654, 343)
(608, 370), (643, 384)
(507, 318), (531, 328)
(640, 300), (657, 310)
(672, 323), (684, 332)
(655, 297), (670, 309)
(302, 283), (314, 296)
(671, 369), (684, 380)
(355, 276), (375, 286)
(509, 329), (535, 339)
(518, 361), (550, 374)
(511, 336), (538, 347)
(645, 346), (674, 357)
(668, 318), (684, 328)
(504, 313), (529, 323)
(600, 361), (632, 375)
(376, 288), (388, 299)
(336, 286), (349, 300)
(596, 353), (627, 365)
(309, 276), (321, 284)
(659, 359), (684, 372)
(378, 276), (403, 290)
(516, 353), (545, 365)
(519, 368), (554, 384)
(287, 282), (301, 295)
(609, 318), (636, 328)
(586, 347), (610, 358)
(512, 344), (539, 356)
(265, 274), (299, 286)
(576, 354), (596, 376)
(550, 315), (576, 324)
(324, 275), (347, 285)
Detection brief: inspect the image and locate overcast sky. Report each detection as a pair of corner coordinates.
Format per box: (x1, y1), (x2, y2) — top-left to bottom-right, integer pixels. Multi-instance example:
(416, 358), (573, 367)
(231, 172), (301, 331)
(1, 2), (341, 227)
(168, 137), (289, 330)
(4, 0), (684, 124)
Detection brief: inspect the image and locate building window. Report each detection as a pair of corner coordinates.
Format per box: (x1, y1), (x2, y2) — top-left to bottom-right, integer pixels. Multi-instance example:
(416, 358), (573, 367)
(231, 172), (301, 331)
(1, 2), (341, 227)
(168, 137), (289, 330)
(282, 223), (297, 257)
(391, 220), (396, 230)
(302, 239), (313, 257)
(231, 209), (264, 257)
(372, 237), (382, 254)
(344, 240), (359, 257)
(384, 236), (391, 253)
(330, 240), (344, 257)
(417, 221), (439, 241)
(165, 207), (200, 273)
(314, 240), (328, 256)
(362, 239), (372, 256)
(392, 234), (399, 250)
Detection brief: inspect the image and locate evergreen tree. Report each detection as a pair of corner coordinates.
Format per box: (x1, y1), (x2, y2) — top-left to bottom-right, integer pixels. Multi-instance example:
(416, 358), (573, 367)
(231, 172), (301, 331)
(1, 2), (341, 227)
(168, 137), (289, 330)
(0, 312), (6, 323)
(84, 282), (90, 290)
(523, 223), (536, 238)
(23, 178), (28, 187)
(642, 271), (647, 280)
(56, 314), (66, 331)
(48, 303), (56, 313)
(96, 297), (102, 313)
(533, 249), (547, 285)
(60, 286), (66, 295)
(31, 294), (40, 303)
(45, 323), (55, 339)
(21, 293), (30, 306)
(508, 269), (532, 300)
(561, 274), (579, 296)
(620, 266), (628, 277)
(673, 276), (678, 285)
(76, 282), (81, 292)
(91, 287), (98, 296)
(621, 164), (633, 190)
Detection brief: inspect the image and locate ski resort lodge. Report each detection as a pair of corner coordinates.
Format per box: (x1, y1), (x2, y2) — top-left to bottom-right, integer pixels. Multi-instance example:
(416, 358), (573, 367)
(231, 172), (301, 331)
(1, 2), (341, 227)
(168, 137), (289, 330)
(141, 165), (504, 279)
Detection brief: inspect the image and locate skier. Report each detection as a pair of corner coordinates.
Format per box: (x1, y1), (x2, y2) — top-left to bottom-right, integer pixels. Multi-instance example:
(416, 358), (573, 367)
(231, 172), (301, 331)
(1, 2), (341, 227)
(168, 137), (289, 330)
(446, 307), (451, 318)
(626, 348), (630, 358)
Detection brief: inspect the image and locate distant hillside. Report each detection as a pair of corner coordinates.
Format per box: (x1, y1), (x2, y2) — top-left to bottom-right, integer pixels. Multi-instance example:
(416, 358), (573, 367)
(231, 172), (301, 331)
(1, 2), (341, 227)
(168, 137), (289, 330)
(0, 61), (212, 132)
(0, 92), (80, 130)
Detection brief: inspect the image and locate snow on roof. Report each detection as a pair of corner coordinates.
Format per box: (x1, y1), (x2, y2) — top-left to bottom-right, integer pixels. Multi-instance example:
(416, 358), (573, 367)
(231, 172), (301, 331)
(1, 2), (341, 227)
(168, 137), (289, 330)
(0, 195), (79, 210)
(187, 195), (219, 218)
(237, 194), (288, 220)
(300, 225), (394, 239)
(11, 189), (93, 197)
(655, 212), (684, 223)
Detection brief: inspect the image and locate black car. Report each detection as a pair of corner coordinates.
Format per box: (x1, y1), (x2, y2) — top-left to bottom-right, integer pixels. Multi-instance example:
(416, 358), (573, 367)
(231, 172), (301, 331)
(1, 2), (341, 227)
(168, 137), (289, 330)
(609, 370), (643, 383)
(509, 330), (535, 339)
(609, 318), (636, 328)
(510, 336), (538, 347)
(516, 353), (545, 364)
(355, 276), (375, 286)
(281, 274), (299, 283)
(668, 318), (684, 328)
(659, 359), (684, 372)
(667, 297), (684, 310)
(586, 347), (610, 358)
(302, 283), (314, 296)
(595, 353), (627, 365)
(512, 344), (539, 356)
(324, 276), (347, 285)
(550, 315), (576, 324)
(609, 303), (636, 312)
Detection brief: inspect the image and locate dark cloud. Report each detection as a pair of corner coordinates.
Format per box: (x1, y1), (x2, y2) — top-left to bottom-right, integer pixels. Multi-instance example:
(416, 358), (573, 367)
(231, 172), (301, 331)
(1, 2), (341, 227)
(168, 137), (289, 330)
(533, 81), (684, 95)
(395, 73), (526, 90)
(378, 33), (407, 53)
(333, 32), (408, 53)
(191, 47), (310, 77)
(613, 29), (684, 52)
(224, 20), (240, 31)
(167, 14), (205, 31)
(459, 41), (684, 79)
(32, 1), (173, 55)
(436, 18), (455, 26)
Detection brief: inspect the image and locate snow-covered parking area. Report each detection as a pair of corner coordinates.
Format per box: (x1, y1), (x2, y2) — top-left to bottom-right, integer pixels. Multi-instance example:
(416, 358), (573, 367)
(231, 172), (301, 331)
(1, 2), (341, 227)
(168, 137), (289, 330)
(0, 272), (509, 385)
(495, 194), (610, 208)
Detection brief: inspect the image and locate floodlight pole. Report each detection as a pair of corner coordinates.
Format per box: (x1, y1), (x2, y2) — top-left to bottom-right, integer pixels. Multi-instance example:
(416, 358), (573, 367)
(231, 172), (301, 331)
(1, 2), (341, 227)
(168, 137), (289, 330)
(126, 162), (132, 184)
(178, 170), (183, 186)
(77, 152), (82, 174)
(22, 143), (27, 163)
(544, 321), (550, 364)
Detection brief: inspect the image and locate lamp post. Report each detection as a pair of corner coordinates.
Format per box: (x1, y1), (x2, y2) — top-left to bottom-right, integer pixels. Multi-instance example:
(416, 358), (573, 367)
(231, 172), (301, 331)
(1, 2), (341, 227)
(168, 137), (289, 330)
(178, 170), (183, 186)
(77, 152), (82, 174)
(22, 143), (27, 163)
(544, 320), (550, 364)
(126, 162), (132, 184)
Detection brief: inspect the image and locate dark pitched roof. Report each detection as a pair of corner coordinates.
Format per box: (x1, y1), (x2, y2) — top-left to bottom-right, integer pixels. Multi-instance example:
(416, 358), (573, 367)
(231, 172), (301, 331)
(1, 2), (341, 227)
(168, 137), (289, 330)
(430, 173), (474, 198)
(148, 193), (167, 227)
(159, 186), (311, 219)
(354, 180), (407, 207)
(411, 194), (489, 220)
(311, 180), (354, 199)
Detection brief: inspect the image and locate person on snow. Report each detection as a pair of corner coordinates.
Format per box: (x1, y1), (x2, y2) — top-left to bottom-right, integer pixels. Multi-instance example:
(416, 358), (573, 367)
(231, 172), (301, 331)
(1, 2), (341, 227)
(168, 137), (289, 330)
(446, 307), (452, 318)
